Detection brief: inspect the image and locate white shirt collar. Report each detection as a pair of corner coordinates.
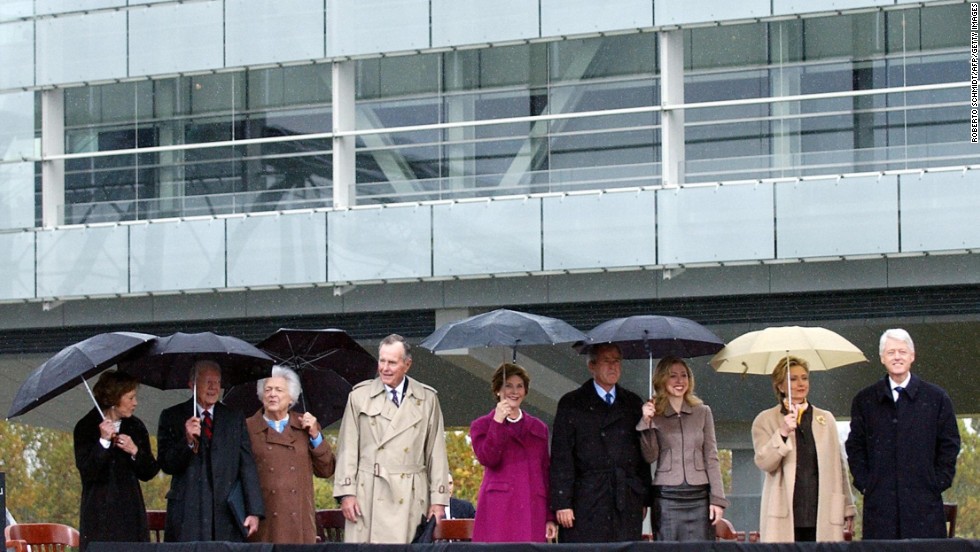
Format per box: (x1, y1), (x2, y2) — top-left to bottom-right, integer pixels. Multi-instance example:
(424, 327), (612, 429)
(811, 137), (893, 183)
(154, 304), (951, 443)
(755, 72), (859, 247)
(890, 373), (911, 401)
(889, 373), (911, 391)
(593, 380), (615, 402)
(385, 377), (409, 401)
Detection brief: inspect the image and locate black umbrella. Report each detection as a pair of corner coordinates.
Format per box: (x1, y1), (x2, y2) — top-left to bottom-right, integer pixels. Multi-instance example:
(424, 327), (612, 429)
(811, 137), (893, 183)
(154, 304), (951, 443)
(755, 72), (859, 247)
(120, 331), (274, 390)
(7, 331), (157, 419)
(419, 308), (586, 361)
(224, 367), (354, 427)
(255, 328), (376, 385)
(223, 328), (376, 426)
(575, 315), (725, 397)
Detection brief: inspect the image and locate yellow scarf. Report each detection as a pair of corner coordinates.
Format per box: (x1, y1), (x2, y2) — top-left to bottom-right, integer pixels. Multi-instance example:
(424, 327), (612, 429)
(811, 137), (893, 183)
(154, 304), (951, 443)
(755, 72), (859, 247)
(783, 400), (809, 425)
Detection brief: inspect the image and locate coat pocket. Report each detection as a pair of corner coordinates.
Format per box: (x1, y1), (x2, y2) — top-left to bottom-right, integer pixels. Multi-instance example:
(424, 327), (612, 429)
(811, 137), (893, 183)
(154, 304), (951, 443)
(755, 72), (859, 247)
(486, 481), (512, 493)
(829, 492), (846, 525)
(693, 449), (705, 471)
(655, 448), (672, 473)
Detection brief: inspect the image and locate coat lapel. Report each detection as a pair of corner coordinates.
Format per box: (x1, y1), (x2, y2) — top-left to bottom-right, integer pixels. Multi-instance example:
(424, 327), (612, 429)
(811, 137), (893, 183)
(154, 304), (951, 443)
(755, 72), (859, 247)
(379, 378), (423, 447)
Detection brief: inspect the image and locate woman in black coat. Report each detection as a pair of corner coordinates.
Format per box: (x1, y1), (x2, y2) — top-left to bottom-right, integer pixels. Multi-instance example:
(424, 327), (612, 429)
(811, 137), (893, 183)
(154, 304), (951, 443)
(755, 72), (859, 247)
(73, 371), (159, 551)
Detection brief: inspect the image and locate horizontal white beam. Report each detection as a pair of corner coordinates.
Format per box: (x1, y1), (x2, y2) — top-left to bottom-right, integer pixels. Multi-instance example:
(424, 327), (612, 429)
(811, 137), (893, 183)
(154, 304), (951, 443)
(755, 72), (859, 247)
(15, 81), (964, 164)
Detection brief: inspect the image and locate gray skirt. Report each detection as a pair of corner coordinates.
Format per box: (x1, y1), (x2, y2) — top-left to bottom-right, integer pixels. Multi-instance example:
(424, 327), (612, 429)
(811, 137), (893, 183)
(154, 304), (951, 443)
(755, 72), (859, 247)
(654, 484), (715, 542)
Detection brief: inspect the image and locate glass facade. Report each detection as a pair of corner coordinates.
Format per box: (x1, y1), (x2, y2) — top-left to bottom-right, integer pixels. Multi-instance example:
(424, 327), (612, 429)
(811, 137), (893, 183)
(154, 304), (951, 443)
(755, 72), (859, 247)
(1, 2), (972, 226)
(59, 65), (333, 223)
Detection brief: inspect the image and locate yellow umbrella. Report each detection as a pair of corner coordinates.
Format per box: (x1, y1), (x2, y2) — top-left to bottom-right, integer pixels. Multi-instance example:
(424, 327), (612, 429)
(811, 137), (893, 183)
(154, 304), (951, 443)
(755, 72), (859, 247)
(709, 326), (868, 403)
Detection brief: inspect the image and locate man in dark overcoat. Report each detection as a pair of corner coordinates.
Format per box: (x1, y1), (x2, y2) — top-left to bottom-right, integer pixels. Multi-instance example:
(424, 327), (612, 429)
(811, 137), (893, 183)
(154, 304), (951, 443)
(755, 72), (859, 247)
(550, 343), (651, 542)
(845, 328), (960, 539)
(158, 360), (265, 541)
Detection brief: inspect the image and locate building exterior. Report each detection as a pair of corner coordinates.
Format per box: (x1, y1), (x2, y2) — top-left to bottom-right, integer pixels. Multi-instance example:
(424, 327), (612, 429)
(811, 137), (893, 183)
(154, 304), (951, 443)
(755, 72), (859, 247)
(0, 0), (977, 530)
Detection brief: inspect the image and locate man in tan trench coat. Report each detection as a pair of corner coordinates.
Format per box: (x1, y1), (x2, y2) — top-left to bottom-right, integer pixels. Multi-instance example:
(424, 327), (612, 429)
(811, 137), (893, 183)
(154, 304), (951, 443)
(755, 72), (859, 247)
(334, 334), (450, 543)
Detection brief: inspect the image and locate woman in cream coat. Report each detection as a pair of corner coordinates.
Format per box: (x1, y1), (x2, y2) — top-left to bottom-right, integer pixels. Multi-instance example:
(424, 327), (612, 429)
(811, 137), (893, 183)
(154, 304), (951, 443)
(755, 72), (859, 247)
(751, 356), (856, 542)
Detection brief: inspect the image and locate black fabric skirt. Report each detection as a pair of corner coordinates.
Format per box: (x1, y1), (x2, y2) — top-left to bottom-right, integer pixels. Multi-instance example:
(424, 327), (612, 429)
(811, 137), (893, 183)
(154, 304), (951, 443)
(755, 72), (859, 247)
(653, 484), (715, 542)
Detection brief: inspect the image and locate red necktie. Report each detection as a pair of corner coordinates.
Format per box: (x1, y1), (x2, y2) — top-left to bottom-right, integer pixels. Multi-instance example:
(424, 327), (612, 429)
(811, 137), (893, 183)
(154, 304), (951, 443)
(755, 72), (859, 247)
(203, 411), (213, 441)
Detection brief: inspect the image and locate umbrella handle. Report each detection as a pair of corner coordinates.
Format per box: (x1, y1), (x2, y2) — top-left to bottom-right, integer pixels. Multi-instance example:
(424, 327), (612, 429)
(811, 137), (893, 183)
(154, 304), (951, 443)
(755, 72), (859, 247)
(81, 377), (105, 421)
(785, 352), (792, 405)
(648, 354), (653, 400)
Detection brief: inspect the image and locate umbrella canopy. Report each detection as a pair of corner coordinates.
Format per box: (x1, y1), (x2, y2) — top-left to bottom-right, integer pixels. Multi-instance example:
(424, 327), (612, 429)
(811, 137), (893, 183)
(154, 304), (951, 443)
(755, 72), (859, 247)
(575, 315), (726, 398)
(255, 328), (377, 385)
(7, 331), (157, 419)
(223, 328), (376, 426)
(575, 315), (725, 359)
(709, 326), (867, 403)
(120, 331), (274, 390)
(419, 308), (586, 361)
(710, 326), (867, 374)
(224, 368), (353, 427)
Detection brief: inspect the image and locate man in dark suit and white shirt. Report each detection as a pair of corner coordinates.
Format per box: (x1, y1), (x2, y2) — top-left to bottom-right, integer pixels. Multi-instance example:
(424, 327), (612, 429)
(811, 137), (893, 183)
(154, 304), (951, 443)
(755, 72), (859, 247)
(845, 328), (960, 539)
(158, 360), (264, 541)
(447, 474), (475, 519)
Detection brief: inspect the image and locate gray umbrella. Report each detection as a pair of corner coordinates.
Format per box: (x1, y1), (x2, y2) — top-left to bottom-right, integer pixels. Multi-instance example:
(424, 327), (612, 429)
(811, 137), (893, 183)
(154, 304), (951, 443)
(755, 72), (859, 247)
(419, 308), (586, 361)
(575, 315), (725, 398)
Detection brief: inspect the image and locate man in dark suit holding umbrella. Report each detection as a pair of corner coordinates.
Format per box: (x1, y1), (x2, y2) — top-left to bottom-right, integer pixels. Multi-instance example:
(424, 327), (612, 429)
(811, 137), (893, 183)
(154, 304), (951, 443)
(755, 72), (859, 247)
(158, 360), (264, 541)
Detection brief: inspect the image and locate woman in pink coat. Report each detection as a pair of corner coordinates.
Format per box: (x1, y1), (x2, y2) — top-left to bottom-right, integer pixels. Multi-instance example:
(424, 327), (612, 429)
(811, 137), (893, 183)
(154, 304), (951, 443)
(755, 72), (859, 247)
(470, 363), (558, 542)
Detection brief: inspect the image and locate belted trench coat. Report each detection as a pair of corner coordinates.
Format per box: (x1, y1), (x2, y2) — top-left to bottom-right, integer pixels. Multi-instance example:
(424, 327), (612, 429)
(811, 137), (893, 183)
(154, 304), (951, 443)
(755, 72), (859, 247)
(333, 376), (450, 543)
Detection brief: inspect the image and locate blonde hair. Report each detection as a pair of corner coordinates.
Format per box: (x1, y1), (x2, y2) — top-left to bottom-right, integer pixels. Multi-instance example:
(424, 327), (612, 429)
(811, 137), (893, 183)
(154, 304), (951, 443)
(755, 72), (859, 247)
(652, 356), (702, 415)
(771, 356), (809, 411)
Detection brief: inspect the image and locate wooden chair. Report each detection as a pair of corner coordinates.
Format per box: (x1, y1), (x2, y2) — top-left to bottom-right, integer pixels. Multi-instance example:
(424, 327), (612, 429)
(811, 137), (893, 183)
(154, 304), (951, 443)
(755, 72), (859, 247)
(433, 518), (474, 542)
(714, 517), (741, 541)
(5, 523), (80, 552)
(146, 509), (167, 542)
(944, 502), (957, 538)
(5, 539), (28, 552)
(314, 509), (345, 543)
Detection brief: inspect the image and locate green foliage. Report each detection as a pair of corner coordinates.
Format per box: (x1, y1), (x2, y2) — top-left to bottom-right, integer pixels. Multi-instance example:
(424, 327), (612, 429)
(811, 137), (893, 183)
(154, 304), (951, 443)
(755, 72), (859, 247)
(446, 428), (483, 505)
(0, 420), (80, 526)
(945, 418), (979, 538)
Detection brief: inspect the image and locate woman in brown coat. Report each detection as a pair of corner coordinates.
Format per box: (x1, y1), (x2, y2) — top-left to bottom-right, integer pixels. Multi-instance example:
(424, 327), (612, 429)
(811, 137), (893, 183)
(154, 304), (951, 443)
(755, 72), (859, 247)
(751, 356), (855, 542)
(247, 365), (336, 543)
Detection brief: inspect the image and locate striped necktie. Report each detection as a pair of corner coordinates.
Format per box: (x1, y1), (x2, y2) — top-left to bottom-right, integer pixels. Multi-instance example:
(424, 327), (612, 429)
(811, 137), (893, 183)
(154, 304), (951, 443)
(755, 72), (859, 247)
(202, 411), (213, 441)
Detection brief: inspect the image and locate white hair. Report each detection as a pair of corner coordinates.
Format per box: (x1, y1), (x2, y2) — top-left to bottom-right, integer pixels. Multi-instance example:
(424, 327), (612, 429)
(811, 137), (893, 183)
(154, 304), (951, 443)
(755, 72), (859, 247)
(879, 328), (915, 355)
(190, 359), (221, 384)
(256, 365), (303, 407)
